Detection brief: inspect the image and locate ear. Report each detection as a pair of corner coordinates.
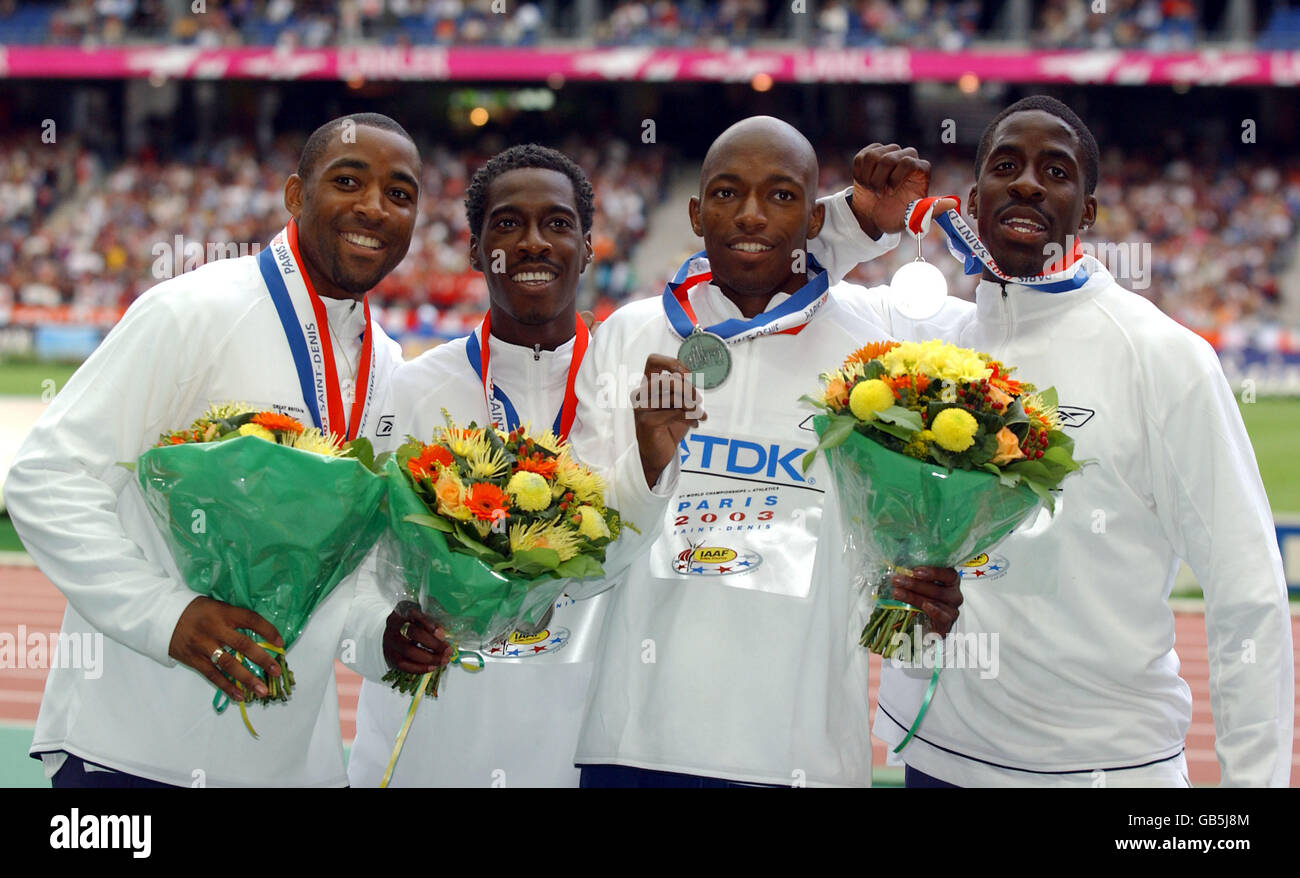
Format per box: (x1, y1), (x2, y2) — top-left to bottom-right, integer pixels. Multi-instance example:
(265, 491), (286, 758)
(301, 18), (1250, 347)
(806, 201), (826, 240)
(284, 175), (304, 219)
(1080, 194), (1098, 232)
(581, 231), (594, 275)
(468, 235), (482, 273)
(966, 184), (978, 220)
(688, 196), (703, 238)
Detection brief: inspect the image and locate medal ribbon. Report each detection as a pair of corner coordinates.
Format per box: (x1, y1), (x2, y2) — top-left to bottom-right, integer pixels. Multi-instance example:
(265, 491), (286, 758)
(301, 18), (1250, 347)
(260, 219), (375, 441)
(905, 197), (1090, 293)
(465, 312), (589, 441)
(661, 250), (830, 342)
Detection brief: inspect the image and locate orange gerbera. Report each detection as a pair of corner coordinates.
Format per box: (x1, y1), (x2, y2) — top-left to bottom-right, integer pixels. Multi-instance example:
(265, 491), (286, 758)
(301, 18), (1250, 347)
(464, 482), (511, 522)
(843, 341), (899, 369)
(514, 453), (559, 479)
(408, 444), (454, 480)
(987, 361), (1024, 396)
(252, 412), (305, 434)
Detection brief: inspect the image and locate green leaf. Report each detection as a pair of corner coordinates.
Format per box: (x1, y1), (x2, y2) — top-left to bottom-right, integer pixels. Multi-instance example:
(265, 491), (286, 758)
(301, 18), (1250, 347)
(802, 413), (857, 472)
(117, 461), (137, 472)
(402, 512), (453, 533)
(556, 554), (605, 580)
(451, 523), (506, 563)
(865, 419), (913, 441)
(875, 405), (923, 432)
(503, 547), (562, 573)
(1036, 386), (1060, 410)
(347, 437), (377, 472)
(797, 393), (830, 413)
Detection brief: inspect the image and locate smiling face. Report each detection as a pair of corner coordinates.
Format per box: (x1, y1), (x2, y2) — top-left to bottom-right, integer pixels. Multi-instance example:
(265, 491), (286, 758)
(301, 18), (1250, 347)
(969, 109), (1098, 279)
(690, 119), (824, 316)
(470, 167), (592, 349)
(285, 124), (420, 300)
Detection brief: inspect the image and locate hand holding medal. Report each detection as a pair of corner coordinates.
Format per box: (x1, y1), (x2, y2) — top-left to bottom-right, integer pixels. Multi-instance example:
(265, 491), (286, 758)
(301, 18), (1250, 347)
(632, 353), (706, 490)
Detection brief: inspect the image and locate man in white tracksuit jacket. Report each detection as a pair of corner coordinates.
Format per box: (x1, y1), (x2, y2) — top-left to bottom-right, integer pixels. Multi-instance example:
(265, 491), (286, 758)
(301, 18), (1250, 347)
(574, 118), (966, 788)
(860, 96), (1293, 787)
(348, 136), (946, 787)
(3, 115), (419, 787)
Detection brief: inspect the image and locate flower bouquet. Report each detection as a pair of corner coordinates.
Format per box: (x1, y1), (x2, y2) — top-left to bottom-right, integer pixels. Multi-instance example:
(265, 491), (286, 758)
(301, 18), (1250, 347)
(134, 403), (386, 733)
(375, 414), (631, 784)
(802, 340), (1085, 659)
(380, 413), (631, 698)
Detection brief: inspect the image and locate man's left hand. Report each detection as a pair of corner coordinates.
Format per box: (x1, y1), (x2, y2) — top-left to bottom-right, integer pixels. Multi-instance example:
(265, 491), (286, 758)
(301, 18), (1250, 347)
(849, 144), (939, 238)
(890, 566), (963, 636)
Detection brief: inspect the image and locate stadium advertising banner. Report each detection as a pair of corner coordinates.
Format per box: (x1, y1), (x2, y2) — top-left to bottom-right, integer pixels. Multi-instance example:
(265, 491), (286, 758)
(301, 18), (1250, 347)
(3, 46), (1300, 85)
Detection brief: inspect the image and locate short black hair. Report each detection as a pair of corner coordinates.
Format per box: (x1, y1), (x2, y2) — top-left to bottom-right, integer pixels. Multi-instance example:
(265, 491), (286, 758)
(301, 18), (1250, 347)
(296, 113), (418, 181)
(974, 96), (1099, 194)
(465, 144), (595, 237)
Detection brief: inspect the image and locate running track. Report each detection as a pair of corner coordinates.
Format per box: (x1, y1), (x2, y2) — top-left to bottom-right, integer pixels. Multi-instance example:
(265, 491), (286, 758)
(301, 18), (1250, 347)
(2, 563), (1297, 786)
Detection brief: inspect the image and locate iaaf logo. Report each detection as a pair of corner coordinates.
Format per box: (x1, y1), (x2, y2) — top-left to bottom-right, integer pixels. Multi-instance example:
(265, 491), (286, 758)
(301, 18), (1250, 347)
(677, 433), (810, 486)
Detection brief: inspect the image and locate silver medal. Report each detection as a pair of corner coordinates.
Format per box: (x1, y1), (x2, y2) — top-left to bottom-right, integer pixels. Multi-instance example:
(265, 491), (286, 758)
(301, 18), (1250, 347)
(892, 231), (949, 321)
(677, 328), (731, 389)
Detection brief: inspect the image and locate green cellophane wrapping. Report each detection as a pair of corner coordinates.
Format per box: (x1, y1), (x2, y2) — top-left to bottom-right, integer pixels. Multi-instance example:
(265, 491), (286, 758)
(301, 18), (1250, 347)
(379, 457), (569, 654)
(137, 435), (388, 652)
(814, 414), (1041, 657)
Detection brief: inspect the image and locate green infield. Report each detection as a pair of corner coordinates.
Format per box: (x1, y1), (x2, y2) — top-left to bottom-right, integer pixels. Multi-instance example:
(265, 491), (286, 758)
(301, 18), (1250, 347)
(0, 514), (22, 552)
(0, 359), (80, 397)
(1239, 396), (1300, 516)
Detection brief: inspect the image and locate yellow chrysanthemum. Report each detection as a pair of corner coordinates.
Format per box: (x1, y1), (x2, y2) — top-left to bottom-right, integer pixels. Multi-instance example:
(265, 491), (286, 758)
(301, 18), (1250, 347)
(554, 451), (606, 505)
(849, 379), (896, 420)
(1020, 392), (1061, 431)
(931, 408), (979, 452)
(466, 443), (510, 480)
(238, 423), (276, 442)
(506, 471), (552, 512)
(879, 340), (992, 385)
(574, 505), (610, 541)
(443, 428), (489, 461)
(291, 428), (345, 457)
(198, 402), (257, 424)
(533, 429), (564, 456)
(508, 520), (581, 561)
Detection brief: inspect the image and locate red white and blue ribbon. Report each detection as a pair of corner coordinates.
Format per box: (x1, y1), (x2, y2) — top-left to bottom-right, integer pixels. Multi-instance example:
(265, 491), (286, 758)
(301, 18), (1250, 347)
(905, 196), (1090, 294)
(662, 249), (830, 342)
(465, 312), (589, 441)
(259, 219), (375, 441)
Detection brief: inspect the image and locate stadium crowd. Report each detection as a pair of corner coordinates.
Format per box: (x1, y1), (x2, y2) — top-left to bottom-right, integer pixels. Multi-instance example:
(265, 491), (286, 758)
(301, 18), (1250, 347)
(0, 132), (668, 342)
(1, 129), (1294, 350)
(3, 0), (1295, 49)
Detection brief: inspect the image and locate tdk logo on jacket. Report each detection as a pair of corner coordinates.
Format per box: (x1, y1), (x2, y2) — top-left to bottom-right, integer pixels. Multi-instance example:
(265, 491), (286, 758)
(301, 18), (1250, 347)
(678, 433), (809, 485)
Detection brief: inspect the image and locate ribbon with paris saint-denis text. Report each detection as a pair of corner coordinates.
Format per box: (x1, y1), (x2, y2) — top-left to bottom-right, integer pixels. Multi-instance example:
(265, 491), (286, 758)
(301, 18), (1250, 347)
(905, 196), (1091, 294)
(661, 249), (831, 342)
(259, 219), (375, 442)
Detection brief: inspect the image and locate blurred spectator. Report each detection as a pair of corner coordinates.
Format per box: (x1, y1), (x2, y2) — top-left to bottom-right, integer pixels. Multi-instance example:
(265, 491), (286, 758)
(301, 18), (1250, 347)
(0, 131), (670, 343)
(2, 0), (1253, 48)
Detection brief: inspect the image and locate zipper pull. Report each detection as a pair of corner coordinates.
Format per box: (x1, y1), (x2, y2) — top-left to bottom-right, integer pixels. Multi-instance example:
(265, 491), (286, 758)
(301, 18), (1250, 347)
(533, 344), (541, 362)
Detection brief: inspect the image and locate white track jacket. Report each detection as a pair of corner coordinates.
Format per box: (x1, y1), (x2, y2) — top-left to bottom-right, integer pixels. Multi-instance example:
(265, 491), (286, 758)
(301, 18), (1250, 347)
(868, 261), (1294, 787)
(4, 253), (399, 787)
